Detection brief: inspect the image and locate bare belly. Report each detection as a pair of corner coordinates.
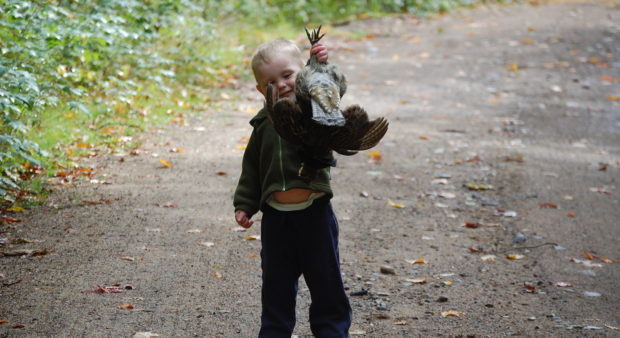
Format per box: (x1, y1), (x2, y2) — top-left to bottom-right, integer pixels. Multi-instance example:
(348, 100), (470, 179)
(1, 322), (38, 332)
(271, 188), (317, 204)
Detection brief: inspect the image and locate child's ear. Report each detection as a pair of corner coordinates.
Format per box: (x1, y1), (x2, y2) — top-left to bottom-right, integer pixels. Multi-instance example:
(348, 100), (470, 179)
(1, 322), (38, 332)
(256, 84), (265, 96)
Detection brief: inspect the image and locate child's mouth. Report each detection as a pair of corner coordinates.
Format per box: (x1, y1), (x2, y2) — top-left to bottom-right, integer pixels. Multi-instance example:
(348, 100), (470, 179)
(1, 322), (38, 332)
(280, 90), (293, 98)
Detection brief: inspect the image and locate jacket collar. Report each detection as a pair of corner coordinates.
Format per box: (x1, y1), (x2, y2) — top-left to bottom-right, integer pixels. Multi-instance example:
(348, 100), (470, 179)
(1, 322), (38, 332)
(250, 106), (268, 127)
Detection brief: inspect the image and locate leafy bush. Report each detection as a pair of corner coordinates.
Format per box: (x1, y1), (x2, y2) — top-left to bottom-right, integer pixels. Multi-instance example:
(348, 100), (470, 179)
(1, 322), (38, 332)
(1, 0), (490, 204)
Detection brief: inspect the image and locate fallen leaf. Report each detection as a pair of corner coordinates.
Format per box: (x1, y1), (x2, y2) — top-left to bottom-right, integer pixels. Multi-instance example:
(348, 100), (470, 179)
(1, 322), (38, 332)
(86, 284), (135, 294)
(567, 212), (576, 217)
(404, 278), (426, 284)
(583, 251), (595, 260)
(600, 75), (617, 82)
(0, 248), (51, 257)
(10, 238), (39, 244)
(118, 303), (135, 310)
(553, 282), (573, 287)
(583, 291), (601, 297)
(464, 222), (480, 229)
(0, 319), (8, 324)
(236, 145), (247, 150)
(406, 258), (426, 264)
(507, 64), (519, 72)
(569, 258), (603, 267)
(214, 272), (223, 278)
(6, 206), (24, 212)
(10, 324), (25, 329)
(463, 182), (493, 191)
(506, 254), (525, 260)
(246, 235), (260, 241)
(349, 329), (367, 335)
(83, 200), (111, 205)
(247, 253), (258, 258)
(394, 320), (407, 325)
(590, 186), (613, 194)
(366, 150), (382, 163)
(2, 217), (21, 223)
(438, 192), (456, 199)
(200, 242), (215, 247)
(187, 229), (203, 233)
(608, 96), (620, 101)
(596, 256), (617, 263)
(157, 202), (177, 208)
(504, 156), (524, 162)
(539, 202), (558, 209)
(441, 311), (464, 317)
(159, 159), (172, 168)
(419, 136), (429, 140)
(387, 200), (404, 209)
(216, 171), (227, 176)
(481, 255), (496, 262)
(133, 332), (160, 338)
(168, 148), (184, 153)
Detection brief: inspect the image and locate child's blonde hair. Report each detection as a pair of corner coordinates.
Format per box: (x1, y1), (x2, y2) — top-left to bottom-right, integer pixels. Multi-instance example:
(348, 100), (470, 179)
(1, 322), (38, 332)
(251, 39), (304, 81)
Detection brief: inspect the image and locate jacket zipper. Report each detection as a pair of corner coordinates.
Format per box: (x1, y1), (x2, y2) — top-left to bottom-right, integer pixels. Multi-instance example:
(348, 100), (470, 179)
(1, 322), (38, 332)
(278, 136), (286, 191)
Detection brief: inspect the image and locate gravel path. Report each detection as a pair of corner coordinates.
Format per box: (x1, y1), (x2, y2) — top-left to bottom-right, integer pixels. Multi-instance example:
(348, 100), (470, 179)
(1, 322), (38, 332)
(1, 1), (618, 337)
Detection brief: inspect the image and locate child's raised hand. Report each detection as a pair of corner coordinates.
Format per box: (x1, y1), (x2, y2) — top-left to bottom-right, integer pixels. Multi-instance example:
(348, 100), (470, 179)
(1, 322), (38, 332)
(235, 209), (254, 228)
(311, 42), (328, 63)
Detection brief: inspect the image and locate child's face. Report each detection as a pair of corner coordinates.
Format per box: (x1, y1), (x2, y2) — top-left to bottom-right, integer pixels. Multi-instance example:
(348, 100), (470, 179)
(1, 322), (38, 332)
(255, 54), (301, 99)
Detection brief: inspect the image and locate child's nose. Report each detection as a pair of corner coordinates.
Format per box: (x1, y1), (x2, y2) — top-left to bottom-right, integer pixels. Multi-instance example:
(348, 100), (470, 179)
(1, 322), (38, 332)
(276, 80), (287, 89)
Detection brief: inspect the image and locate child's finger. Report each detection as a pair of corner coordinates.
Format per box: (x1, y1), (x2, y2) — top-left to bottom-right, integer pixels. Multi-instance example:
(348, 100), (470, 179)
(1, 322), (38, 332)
(311, 44), (326, 54)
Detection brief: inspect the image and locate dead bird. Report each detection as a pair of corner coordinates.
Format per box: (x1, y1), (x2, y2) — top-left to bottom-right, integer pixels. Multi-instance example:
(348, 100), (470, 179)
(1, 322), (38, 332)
(266, 26), (388, 179)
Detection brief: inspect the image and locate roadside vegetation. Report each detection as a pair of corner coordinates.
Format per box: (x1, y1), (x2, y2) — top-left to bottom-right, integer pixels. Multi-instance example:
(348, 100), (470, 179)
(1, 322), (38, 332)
(0, 0), (489, 206)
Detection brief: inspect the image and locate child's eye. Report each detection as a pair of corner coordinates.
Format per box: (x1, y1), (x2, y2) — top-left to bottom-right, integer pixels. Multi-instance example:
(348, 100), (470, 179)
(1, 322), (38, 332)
(283, 73), (292, 79)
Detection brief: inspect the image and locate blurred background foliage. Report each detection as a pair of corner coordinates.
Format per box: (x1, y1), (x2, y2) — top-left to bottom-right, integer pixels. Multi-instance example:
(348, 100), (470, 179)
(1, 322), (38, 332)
(0, 0), (489, 204)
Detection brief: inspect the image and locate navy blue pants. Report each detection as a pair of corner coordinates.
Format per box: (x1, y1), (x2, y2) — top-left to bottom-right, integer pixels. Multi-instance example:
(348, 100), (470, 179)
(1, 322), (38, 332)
(259, 198), (351, 338)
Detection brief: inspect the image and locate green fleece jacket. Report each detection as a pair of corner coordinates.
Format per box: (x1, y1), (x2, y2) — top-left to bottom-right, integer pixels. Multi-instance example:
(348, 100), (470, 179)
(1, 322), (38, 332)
(233, 108), (333, 217)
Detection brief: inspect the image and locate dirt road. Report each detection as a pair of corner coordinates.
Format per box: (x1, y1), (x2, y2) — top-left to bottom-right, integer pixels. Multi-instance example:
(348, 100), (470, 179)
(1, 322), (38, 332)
(1, 1), (618, 336)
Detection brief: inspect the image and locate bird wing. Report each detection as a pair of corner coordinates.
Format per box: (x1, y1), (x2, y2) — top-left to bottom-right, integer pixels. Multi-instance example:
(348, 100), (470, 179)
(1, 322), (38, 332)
(331, 105), (389, 155)
(265, 83), (306, 145)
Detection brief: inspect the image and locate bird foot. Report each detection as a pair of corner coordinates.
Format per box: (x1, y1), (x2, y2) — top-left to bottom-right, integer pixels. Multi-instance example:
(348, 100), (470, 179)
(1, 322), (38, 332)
(305, 25), (325, 45)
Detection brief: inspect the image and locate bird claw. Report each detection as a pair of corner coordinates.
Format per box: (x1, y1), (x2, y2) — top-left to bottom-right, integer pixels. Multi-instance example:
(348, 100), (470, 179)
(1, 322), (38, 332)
(305, 25), (325, 45)
(266, 83), (279, 110)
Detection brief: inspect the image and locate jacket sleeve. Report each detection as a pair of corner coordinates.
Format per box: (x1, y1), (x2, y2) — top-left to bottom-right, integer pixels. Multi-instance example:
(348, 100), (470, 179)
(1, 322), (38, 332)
(233, 128), (261, 217)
